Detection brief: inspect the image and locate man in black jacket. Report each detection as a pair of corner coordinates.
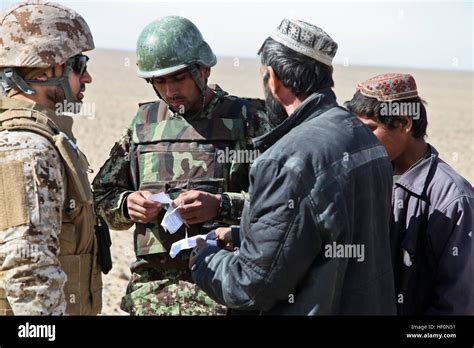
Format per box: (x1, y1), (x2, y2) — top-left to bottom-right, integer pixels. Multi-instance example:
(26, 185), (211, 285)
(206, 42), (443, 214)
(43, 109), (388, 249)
(189, 18), (397, 315)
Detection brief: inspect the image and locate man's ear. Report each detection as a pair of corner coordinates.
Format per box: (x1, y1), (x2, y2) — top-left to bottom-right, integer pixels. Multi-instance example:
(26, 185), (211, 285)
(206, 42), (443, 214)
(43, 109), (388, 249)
(32, 67), (56, 81)
(53, 65), (64, 79)
(400, 115), (413, 133)
(33, 74), (48, 81)
(200, 66), (211, 79)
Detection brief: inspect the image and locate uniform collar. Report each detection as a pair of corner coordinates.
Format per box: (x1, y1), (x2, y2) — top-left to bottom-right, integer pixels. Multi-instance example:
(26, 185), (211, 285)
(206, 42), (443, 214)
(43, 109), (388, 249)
(395, 144), (438, 197)
(0, 96), (76, 141)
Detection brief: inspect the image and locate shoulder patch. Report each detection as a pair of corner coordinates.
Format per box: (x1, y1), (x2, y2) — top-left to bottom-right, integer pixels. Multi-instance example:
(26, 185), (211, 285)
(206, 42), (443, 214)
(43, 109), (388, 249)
(0, 160), (28, 229)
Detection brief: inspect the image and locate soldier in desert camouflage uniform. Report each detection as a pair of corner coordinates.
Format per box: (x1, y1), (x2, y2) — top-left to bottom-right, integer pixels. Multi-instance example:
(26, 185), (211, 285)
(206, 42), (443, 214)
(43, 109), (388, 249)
(0, 1), (103, 315)
(92, 16), (272, 315)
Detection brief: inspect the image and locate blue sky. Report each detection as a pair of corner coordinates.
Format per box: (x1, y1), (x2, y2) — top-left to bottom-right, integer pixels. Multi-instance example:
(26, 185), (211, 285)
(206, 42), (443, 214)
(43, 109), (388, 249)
(2, 0), (473, 71)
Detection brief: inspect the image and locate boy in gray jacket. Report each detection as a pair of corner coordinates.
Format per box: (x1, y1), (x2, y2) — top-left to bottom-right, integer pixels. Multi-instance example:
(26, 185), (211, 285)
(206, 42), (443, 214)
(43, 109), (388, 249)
(345, 73), (473, 315)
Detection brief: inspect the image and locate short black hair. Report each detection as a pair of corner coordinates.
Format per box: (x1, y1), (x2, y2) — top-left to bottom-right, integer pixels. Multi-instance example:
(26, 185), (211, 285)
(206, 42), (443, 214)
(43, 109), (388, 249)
(259, 37), (334, 97)
(344, 91), (428, 138)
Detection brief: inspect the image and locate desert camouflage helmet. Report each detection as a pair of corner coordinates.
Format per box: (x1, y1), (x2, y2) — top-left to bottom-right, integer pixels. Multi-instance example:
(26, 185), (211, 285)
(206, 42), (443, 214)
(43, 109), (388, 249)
(136, 16), (216, 79)
(0, 1), (94, 105)
(0, 1), (94, 68)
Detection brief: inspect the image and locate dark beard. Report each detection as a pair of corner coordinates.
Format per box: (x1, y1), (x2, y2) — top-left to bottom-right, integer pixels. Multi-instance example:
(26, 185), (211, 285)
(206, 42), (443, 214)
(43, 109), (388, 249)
(263, 76), (288, 127)
(47, 84), (83, 114)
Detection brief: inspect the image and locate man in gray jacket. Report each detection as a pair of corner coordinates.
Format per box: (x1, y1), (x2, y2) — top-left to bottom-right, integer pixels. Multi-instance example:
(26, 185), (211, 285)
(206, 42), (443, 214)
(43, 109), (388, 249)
(188, 18), (397, 315)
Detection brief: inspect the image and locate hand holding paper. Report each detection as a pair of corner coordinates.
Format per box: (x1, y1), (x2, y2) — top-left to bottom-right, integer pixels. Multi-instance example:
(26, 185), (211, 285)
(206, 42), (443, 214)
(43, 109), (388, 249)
(170, 230), (218, 259)
(149, 192), (185, 234)
(173, 190), (221, 225)
(126, 191), (162, 224)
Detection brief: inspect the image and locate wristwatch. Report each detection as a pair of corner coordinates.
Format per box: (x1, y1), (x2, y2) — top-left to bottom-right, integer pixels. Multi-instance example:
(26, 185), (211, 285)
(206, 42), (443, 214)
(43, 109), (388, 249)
(217, 193), (232, 220)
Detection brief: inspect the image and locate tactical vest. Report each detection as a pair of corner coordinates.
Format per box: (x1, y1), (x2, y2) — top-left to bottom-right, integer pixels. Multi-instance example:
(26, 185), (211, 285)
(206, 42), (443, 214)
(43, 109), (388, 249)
(130, 93), (249, 257)
(0, 107), (102, 315)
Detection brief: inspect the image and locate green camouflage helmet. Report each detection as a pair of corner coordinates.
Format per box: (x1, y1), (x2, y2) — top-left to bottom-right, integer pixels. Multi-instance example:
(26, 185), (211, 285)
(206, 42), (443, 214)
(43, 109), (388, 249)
(136, 16), (217, 79)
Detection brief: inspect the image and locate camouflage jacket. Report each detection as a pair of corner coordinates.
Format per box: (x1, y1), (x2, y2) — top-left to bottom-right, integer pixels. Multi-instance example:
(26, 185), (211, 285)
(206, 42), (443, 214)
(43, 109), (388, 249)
(93, 85), (271, 257)
(0, 97), (102, 315)
(0, 125), (67, 315)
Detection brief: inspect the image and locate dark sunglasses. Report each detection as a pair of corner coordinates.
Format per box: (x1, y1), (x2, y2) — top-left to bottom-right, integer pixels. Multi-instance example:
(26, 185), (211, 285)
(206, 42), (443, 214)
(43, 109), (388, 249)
(68, 54), (89, 75)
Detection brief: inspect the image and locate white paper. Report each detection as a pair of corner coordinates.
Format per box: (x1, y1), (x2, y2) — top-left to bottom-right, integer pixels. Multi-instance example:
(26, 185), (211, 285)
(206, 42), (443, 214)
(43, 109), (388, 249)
(169, 234), (206, 258)
(169, 234), (217, 258)
(148, 192), (184, 234)
(161, 205), (184, 234)
(149, 192), (173, 205)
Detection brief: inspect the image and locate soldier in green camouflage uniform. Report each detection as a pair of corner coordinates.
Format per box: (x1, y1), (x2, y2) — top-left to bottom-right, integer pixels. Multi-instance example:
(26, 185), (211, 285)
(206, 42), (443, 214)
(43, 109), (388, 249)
(92, 16), (272, 315)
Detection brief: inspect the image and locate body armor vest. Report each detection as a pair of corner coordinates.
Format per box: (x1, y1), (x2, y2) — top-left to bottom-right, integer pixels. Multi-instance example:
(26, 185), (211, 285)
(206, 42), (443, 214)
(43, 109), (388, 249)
(0, 102), (102, 315)
(130, 92), (249, 257)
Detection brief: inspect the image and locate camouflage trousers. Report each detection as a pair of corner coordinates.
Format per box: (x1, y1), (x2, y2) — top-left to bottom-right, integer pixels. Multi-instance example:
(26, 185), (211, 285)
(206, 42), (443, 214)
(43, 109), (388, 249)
(120, 254), (227, 316)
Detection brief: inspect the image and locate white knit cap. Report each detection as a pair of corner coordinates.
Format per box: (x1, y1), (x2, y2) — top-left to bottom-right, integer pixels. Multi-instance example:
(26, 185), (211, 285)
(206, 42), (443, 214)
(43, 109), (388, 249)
(269, 18), (338, 66)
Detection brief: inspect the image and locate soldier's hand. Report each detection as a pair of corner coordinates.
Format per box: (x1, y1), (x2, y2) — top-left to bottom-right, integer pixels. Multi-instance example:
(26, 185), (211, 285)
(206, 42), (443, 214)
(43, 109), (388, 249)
(173, 190), (221, 225)
(126, 191), (162, 224)
(215, 227), (233, 251)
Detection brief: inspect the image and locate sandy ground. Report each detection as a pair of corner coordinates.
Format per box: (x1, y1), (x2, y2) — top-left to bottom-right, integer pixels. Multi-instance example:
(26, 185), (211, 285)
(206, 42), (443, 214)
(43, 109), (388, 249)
(72, 49), (473, 315)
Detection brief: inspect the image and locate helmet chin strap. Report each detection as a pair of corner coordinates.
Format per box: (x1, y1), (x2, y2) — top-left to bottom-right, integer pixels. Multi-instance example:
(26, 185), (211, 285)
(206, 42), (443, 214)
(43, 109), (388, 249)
(188, 65), (207, 115)
(1, 64), (81, 112)
(188, 65), (206, 97)
(24, 63), (80, 106)
(0, 68), (36, 95)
